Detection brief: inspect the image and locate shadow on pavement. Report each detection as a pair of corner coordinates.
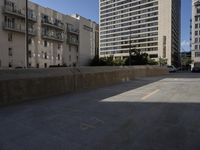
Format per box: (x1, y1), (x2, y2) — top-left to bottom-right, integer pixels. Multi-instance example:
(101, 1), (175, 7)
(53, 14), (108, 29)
(0, 73), (200, 150)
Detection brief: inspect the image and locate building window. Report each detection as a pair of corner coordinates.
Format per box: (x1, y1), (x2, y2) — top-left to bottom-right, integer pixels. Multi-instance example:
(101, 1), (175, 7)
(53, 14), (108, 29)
(9, 62), (12, 68)
(37, 63), (39, 68)
(28, 38), (32, 44)
(44, 40), (47, 47)
(163, 36), (166, 58)
(44, 52), (47, 59)
(69, 46), (71, 52)
(44, 63), (47, 68)
(28, 50), (32, 58)
(149, 54), (158, 58)
(69, 55), (71, 61)
(0, 60), (1, 67)
(58, 44), (61, 49)
(8, 33), (12, 41)
(58, 54), (60, 60)
(195, 52), (200, 57)
(197, 8), (200, 14)
(195, 45), (198, 50)
(83, 25), (93, 32)
(8, 48), (12, 56)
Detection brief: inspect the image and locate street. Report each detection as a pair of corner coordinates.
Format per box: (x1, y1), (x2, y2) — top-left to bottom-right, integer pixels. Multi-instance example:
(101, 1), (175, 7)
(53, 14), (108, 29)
(1, 73), (200, 150)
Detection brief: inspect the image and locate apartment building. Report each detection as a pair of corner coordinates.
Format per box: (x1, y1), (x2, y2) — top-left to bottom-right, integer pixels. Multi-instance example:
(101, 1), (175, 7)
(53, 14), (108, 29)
(99, 0), (181, 66)
(0, 0), (98, 68)
(192, 0), (200, 68)
(71, 14), (97, 66)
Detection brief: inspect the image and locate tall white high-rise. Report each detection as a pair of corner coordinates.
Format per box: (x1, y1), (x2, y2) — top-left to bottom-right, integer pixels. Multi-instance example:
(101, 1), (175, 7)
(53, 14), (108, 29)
(192, 0), (200, 68)
(99, 0), (181, 66)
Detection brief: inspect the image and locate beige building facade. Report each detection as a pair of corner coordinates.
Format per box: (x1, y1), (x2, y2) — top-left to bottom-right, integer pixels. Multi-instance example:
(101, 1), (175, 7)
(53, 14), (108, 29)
(192, 0), (200, 68)
(0, 0), (98, 68)
(99, 0), (181, 66)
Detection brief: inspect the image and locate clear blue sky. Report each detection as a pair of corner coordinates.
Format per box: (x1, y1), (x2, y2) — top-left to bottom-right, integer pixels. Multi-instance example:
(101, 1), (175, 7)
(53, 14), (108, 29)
(181, 0), (192, 51)
(32, 0), (191, 51)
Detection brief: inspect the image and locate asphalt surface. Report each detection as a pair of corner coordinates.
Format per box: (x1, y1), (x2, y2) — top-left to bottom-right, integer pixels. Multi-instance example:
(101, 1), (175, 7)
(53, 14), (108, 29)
(1, 73), (200, 150)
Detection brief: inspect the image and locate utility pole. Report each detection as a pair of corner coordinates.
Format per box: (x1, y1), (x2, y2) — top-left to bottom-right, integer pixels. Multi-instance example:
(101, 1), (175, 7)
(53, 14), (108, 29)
(129, 28), (132, 66)
(25, 0), (29, 68)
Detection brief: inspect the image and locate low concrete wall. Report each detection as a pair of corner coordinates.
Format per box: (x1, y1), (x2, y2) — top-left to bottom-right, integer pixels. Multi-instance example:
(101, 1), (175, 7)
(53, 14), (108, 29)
(0, 66), (168, 106)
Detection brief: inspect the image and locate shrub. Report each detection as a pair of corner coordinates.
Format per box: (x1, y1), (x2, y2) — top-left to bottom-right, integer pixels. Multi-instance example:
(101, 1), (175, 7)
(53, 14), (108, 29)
(90, 56), (125, 66)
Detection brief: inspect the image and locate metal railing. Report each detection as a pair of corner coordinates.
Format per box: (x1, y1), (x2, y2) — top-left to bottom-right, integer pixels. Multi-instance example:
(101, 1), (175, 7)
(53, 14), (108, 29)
(67, 26), (79, 34)
(2, 6), (37, 22)
(67, 38), (79, 45)
(2, 22), (36, 35)
(42, 31), (64, 42)
(41, 19), (64, 30)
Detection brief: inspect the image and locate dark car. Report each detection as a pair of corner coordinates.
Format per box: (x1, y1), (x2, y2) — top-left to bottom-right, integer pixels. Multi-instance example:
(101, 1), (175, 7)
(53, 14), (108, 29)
(15, 66), (24, 69)
(192, 67), (200, 72)
(167, 65), (177, 73)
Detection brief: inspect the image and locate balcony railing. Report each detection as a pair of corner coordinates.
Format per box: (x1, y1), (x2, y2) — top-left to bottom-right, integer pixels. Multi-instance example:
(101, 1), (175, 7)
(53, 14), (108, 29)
(41, 19), (64, 30)
(42, 32), (64, 42)
(2, 22), (36, 36)
(67, 26), (79, 35)
(2, 6), (37, 22)
(194, 1), (200, 7)
(67, 38), (79, 46)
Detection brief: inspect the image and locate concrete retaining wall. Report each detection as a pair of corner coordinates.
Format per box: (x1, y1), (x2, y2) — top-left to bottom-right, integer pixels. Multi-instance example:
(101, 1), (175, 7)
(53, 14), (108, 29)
(0, 66), (168, 106)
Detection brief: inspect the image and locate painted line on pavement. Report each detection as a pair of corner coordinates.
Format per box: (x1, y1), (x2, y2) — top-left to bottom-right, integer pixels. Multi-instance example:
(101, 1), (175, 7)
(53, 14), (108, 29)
(80, 123), (96, 130)
(141, 89), (160, 100)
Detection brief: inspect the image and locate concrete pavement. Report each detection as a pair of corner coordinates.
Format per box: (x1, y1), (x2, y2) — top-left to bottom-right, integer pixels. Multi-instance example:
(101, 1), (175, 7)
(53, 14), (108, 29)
(1, 73), (200, 150)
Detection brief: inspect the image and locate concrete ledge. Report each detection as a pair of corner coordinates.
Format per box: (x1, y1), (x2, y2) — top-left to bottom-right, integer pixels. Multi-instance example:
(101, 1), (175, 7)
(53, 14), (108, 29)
(0, 66), (168, 106)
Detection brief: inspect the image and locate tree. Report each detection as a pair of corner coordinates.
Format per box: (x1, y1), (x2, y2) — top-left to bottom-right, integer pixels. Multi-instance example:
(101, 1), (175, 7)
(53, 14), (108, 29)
(90, 53), (158, 66)
(158, 57), (168, 66)
(125, 49), (149, 65)
(90, 55), (107, 66)
(147, 58), (158, 65)
(181, 56), (192, 70)
(90, 55), (125, 66)
(113, 58), (125, 66)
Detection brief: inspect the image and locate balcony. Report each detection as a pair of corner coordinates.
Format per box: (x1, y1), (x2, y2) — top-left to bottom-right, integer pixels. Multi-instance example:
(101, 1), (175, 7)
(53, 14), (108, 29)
(28, 14), (37, 22)
(41, 19), (64, 31)
(67, 26), (79, 35)
(67, 38), (79, 46)
(194, 1), (200, 7)
(42, 32), (64, 42)
(2, 22), (36, 36)
(2, 6), (37, 22)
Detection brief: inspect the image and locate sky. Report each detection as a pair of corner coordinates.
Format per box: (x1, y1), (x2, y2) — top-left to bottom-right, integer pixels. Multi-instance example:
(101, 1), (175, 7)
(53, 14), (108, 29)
(32, 0), (192, 52)
(181, 0), (192, 51)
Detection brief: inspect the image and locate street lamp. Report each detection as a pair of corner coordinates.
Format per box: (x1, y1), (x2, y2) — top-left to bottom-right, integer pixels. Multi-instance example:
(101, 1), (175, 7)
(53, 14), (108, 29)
(25, 0), (29, 68)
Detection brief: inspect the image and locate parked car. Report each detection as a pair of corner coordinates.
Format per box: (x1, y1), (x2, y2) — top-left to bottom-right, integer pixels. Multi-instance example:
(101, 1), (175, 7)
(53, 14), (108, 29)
(167, 65), (177, 73)
(15, 66), (24, 69)
(191, 63), (200, 72)
(192, 66), (200, 72)
(176, 67), (181, 71)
